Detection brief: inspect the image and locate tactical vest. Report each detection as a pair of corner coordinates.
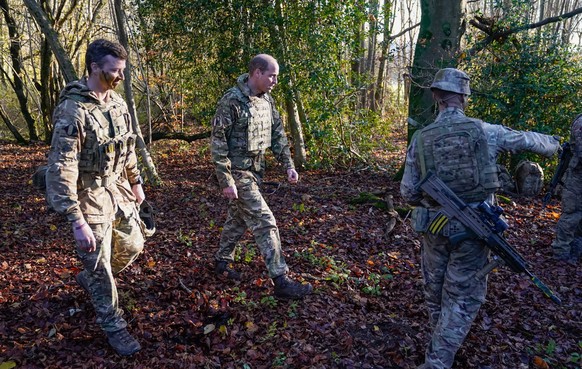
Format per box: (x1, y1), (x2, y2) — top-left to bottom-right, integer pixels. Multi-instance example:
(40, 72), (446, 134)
(227, 87), (272, 155)
(416, 117), (500, 203)
(70, 96), (136, 188)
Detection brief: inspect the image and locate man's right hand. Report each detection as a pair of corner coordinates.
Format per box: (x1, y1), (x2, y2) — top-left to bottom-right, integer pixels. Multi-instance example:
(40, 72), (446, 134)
(72, 220), (96, 252)
(223, 185), (238, 199)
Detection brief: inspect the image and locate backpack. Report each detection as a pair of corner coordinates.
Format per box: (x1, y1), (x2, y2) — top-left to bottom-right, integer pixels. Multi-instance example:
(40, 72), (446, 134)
(515, 160), (544, 196)
(416, 117), (500, 203)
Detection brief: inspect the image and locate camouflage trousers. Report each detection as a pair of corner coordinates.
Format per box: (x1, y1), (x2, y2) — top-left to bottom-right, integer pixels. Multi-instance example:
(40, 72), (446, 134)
(418, 233), (489, 369)
(215, 170), (289, 279)
(77, 206), (145, 332)
(552, 185), (582, 258)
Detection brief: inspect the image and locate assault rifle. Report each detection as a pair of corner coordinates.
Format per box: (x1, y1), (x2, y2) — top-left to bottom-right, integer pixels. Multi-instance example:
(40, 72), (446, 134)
(417, 171), (562, 305)
(542, 142), (572, 207)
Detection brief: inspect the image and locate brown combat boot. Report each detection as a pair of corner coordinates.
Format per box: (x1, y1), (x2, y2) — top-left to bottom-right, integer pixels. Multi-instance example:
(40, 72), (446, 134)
(273, 275), (313, 300)
(106, 328), (141, 356)
(215, 261), (241, 280)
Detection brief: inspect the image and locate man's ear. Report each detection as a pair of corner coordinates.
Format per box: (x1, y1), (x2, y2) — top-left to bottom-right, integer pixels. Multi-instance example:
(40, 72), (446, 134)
(89, 62), (99, 74)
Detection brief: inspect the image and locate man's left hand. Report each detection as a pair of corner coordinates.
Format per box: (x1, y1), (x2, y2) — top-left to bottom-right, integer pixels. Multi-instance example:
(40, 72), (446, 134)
(132, 184), (146, 205)
(287, 168), (299, 184)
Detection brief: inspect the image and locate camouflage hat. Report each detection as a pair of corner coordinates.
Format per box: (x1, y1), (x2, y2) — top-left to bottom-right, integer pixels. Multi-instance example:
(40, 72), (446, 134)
(430, 68), (471, 95)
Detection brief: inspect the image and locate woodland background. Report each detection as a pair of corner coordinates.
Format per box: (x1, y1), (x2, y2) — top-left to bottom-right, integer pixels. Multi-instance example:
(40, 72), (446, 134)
(0, 0), (581, 368)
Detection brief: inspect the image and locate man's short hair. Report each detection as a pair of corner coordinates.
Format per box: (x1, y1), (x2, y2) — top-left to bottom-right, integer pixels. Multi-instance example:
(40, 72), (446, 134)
(85, 39), (128, 75)
(249, 54), (276, 74)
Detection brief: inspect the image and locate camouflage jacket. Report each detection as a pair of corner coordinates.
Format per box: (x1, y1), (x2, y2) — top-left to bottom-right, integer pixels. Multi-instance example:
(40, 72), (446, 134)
(565, 114), (582, 185)
(401, 107), (560, 205)
(46, 78), (141, 223)
(210, 73), (294, 189)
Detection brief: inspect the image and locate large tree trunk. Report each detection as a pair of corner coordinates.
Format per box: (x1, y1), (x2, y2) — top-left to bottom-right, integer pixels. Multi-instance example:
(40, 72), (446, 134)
(1, 0), (39, 141)
(407, 0), (467, 137)
(23, 0), (78, 83)
(112, 0), (159, 184)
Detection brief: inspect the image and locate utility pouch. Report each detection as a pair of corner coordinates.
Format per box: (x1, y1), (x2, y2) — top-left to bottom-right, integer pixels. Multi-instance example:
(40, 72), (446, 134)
(410, 207), (429, 233)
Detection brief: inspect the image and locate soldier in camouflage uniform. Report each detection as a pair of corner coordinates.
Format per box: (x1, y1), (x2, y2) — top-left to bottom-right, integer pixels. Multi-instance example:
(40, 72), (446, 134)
(46, 39), (147, 356)
(400, 68), (560, 369)
(551, 113), (582, 264)
(211, 54), (312, 300)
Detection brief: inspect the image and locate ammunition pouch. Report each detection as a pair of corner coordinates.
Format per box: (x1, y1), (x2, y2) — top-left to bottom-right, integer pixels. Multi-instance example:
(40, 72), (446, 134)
(139, 200), (156, 238)
(32, 165), (48, 191)
(411, 207), (429, 232)
(411, 206), (476, 244)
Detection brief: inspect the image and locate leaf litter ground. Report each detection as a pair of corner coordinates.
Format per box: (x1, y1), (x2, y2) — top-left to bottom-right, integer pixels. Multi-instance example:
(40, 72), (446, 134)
(0, 138), (579, 369)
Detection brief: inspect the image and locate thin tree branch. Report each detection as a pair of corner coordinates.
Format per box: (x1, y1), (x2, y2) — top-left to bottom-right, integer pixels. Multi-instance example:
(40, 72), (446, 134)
(466, 7), (582, 57)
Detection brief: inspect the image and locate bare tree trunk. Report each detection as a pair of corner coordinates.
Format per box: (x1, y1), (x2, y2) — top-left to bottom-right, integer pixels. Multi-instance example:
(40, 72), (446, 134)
(374, 0), (396, 113)
(39, 39), (56, 143)
(1, 0), (38, 141)
(266, 0), (307, 168)
(23, 0), (78, 83)
(0, 103), (27, 144)
(285, 94), (307, 169)
(112, 0), (159, 184)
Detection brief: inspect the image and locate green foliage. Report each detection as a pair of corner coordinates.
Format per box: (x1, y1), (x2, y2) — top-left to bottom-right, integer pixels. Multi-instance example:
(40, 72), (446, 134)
(463, 31), (582, 172)
(260, 296), (278, 309)
(132, 0), (403, 169)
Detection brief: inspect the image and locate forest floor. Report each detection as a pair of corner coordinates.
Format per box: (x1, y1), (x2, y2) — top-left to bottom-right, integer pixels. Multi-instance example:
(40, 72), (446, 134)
(0, 135), (580, 369)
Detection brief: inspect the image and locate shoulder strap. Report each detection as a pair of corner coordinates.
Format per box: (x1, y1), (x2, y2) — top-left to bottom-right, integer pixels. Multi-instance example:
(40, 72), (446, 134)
(64, 95), (110, 129)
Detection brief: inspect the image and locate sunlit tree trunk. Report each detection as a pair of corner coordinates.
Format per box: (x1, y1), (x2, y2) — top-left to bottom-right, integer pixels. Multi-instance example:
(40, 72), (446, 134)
(23, 0), (78, 83)
(267, 0), (308, 168)
(0, 103), (27, 144)
(112, 0), (159, 183)
(1, 0), (39, 141)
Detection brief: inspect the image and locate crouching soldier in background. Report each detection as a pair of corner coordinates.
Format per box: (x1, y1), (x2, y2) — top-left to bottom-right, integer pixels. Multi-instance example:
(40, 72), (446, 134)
(400, 68), (560, 369)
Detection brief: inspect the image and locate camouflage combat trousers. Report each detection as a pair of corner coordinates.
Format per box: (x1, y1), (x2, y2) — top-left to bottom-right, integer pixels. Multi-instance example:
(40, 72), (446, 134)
(418, 233), (489, 369)
(552, 184), (582, 258)
(215, 170), (289, 278)
(77, 206), (145, 332)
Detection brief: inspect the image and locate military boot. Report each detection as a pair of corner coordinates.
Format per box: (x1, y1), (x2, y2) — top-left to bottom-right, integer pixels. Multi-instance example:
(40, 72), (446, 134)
(215, 261), (241, 280)
(106, 328), (141, 356)
(273, 275), (313, 300)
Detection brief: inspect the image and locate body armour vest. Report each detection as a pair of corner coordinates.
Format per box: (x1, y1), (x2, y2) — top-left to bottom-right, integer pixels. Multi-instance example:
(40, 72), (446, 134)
(71, 96), (136, 185)
(227, 87), (272, 156)
(416, 117), (501, 203)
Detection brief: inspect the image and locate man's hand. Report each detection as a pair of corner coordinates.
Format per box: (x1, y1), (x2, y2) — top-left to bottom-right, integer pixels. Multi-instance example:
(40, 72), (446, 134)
(72, 219), (96, 252)
(287, 168), (299, 184)
(223, 184), (238, 199)
(131, 184), (146, 205)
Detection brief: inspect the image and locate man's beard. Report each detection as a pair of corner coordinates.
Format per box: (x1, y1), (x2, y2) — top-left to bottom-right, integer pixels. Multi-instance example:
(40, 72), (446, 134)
(102, 71), (122, 89)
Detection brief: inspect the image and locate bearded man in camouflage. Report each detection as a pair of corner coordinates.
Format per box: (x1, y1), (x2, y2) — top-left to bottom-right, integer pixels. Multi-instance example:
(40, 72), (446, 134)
(551, 113), (582, 264)
(46, 39), (146, 356)
(400, 68), (560, 369)
(210, 54), (312, 300)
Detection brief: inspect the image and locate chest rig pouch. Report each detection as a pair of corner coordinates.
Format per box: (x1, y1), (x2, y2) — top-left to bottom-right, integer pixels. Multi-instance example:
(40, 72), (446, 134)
(246, 95), (272, 152)
(77, 100), (136, 187)
(226, 89), (273, 172)
(416, 117), (500, 203)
